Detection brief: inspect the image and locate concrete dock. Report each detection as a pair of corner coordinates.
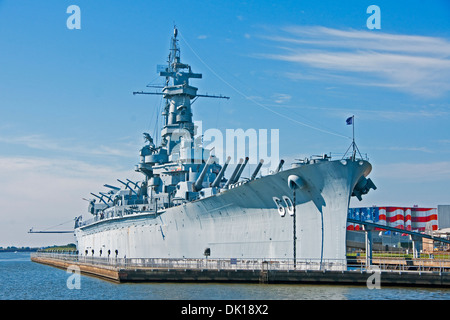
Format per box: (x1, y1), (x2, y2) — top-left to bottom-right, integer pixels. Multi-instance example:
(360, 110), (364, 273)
(31, 253), (450, 287)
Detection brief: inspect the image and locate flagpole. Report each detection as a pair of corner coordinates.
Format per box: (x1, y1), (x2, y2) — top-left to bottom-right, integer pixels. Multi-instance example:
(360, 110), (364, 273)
(352, 115), (355, 145)
(345, 115), (357, 160)
(352, 115), (355, 160)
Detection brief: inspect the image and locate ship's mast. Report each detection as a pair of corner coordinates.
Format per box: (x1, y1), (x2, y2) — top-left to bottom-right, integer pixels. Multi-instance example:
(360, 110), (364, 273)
(159, 26), (202, 155)
(134, 26), (229, 164)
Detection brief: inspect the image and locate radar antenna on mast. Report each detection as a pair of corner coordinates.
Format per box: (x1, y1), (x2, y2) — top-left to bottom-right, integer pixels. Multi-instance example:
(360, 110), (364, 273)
(133, 26), (229, 100)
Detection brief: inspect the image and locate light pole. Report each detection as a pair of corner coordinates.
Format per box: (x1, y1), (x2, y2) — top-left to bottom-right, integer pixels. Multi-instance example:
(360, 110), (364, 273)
(293, 188), (297, 269)
(288, 175), (305, 270)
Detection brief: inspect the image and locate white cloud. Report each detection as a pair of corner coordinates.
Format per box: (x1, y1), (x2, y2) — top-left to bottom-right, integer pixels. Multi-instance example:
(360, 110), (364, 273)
(375, 161), (450, 182)
(0, 156), (142, 247)
(273, 93), (291, 104)
(0, 133), (137, 158)
(260, 26), (450, 97)
(279, 26), (450, 57)
(385, 146), (434, 154)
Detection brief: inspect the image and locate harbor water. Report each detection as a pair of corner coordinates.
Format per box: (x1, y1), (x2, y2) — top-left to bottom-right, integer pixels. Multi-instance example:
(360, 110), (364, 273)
(1, 252), (449, 300)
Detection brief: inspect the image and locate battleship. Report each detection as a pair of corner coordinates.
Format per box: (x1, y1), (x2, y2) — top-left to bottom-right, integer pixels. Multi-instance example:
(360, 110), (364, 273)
(73, 27), (376, 270)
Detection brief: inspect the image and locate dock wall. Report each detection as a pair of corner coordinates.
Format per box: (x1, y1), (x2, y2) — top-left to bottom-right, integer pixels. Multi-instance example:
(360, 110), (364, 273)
(31, 255), (121, 282)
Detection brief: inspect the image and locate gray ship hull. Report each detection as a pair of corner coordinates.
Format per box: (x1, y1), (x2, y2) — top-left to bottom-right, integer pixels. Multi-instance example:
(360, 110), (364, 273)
(75, 159), (372, 270)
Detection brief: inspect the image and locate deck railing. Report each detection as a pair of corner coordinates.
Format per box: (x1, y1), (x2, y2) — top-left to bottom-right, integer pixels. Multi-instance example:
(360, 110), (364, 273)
(31, 251), (450, 273)
(32, 252), (346, 271)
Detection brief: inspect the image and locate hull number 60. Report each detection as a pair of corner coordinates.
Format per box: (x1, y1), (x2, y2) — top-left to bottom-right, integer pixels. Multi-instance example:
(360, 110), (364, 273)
(272, 196), (294, 217)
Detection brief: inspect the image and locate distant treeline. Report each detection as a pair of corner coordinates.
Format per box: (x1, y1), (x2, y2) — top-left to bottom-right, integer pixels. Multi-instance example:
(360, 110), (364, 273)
(0, 246), (38, 252)
(40, 243), (77, 252)
(0, 243), (76, 252)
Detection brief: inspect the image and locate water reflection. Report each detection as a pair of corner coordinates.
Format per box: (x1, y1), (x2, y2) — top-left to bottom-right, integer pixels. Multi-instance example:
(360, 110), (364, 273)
(1, 252), (449, 300)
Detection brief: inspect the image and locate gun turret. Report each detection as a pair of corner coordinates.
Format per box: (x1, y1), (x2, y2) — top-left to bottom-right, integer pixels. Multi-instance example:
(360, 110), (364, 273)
(126, 179), (141, 191)
(117, 179), (138, 195)
(211, 156), (231, 188)
(251, 159), (264, 180)
(194, 156), (214, 192)
(99, 192), (113, 202)
(90, 193), (110, 207)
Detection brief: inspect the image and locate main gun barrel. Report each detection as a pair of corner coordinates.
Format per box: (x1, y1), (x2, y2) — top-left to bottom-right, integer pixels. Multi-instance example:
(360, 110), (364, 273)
(211, 156), (231, 188)
(274, 159), (285, 173)
(232, 156), (249, 183)
(224, 158), (243, 188)
(251, 159), (264, 180)
(194, 156), (214, 192)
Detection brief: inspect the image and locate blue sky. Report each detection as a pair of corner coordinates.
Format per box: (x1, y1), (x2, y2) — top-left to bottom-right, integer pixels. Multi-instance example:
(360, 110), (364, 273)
(0, 0), (449, 246)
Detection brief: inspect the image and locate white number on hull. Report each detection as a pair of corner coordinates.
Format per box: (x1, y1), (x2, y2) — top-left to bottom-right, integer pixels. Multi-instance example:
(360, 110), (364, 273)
(272, 196), (294, 217)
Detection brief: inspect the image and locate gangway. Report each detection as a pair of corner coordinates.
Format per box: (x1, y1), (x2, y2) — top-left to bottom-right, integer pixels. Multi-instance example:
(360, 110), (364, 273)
(28, 228), (73, 234)
(348, 218), (450, 266)
(347, 218), (450, 245)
